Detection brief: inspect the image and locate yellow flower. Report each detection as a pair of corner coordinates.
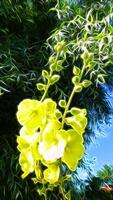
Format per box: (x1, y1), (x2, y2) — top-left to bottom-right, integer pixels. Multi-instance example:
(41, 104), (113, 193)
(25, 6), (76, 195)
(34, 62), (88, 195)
(60, 129), (85, 171)
(43, 98), (56, 115)
(65, 108), (87, 135)
(44, 164), (60, 184)
(17, 127), (39, 152)
(17, 127), (42, 178)
(38, 120), (66, 162)
(17, 99), (43, 129)
(19, 150), (34, 179)
(34, 161), (43, 181)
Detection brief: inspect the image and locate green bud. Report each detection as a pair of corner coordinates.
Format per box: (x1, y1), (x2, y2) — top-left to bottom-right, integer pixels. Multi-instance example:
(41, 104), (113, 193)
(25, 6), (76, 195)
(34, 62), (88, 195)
(49, 63), (56, 72)
(81, 51), (94, 68)
(59, 100), (66, 108)
(54, 41), (67, 53)
(82, 80), (92, 88)
(36, 83), (46, 91)
(50, 75), (60, 85)
(49, 56), (55, 64)
(70, 107), (87, 116)
(73, 66), (81, 75)
(49, 60), (63, 72)
(74, 84), (83, 93)
(56, 60), (63, 71)
(42, 70), (49, 79)
(55, 109), (62, 119)
(72, 76), (80, 84)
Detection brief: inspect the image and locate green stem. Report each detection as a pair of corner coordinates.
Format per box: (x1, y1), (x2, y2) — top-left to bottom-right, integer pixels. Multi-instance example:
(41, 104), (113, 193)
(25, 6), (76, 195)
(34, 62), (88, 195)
(61, 87), (76, 128)
(59, 186), (67, 200)
(61, 65), (85, 128)
(40, 83), (50, 102)
(80, 64), (85, 81)
(40, 53), (59, 102)
(40, 67), (53, 102)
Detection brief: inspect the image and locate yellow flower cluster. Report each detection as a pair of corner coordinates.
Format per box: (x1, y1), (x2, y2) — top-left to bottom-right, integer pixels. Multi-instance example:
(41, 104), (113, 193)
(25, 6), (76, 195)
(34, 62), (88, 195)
(16, 98), (87, 184)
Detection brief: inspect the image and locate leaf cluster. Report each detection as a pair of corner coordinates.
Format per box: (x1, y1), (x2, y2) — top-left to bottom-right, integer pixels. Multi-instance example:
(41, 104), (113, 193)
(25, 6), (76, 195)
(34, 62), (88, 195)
(0, 0), (57, 93)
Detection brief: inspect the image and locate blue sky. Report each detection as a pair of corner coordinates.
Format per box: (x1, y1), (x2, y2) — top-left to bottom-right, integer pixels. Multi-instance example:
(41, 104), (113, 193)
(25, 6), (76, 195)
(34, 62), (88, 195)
(86, 85), (113, 174)
(87, 122), (113, 174)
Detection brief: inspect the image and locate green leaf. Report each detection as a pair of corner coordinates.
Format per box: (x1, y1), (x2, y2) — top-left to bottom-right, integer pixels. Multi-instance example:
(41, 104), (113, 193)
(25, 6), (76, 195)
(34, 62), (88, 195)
(48, 56), (56, 64)
(56, 60), (63, 71)
(37, 185), (47, 197)
(81, 51), (94, 68)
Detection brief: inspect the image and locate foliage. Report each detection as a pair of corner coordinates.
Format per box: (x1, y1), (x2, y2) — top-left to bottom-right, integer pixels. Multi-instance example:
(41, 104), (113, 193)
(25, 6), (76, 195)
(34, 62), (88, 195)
(98, 165), (113, 182)
(0, 1), (58, 199)
(84, 177), (113, 200)
(84, 165), (113, 200)
(0, 0), (57, 94)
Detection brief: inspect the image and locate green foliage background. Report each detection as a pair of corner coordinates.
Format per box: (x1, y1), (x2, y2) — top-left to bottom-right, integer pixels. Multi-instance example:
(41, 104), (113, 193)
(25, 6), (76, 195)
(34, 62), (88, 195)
(0, 0), (57, 199)
(0, 0), (113, 199)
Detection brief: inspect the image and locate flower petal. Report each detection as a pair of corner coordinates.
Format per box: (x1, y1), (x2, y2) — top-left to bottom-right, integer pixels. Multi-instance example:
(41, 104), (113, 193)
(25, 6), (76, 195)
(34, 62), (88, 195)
(39, 139), (66, 161)
(61, 129), (85, 171)
(38, 120), (65, 162)
(17, 99), (43, 129)
(43, 98), (56, 116)
(65, 115), (87, 135)
(35, 161), (43, 180)
(19, 150), (34, 178)
(44, 164), (60, 184)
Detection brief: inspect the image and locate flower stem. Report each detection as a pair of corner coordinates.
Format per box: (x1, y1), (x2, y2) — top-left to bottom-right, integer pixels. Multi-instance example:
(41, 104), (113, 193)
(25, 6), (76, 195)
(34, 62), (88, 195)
(61, 65), (85, 128)
(40, 53), (59, 102)
(61, 86), (76, 128)
(40, 83), (50, 102)
(80, 64), (85, 81)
